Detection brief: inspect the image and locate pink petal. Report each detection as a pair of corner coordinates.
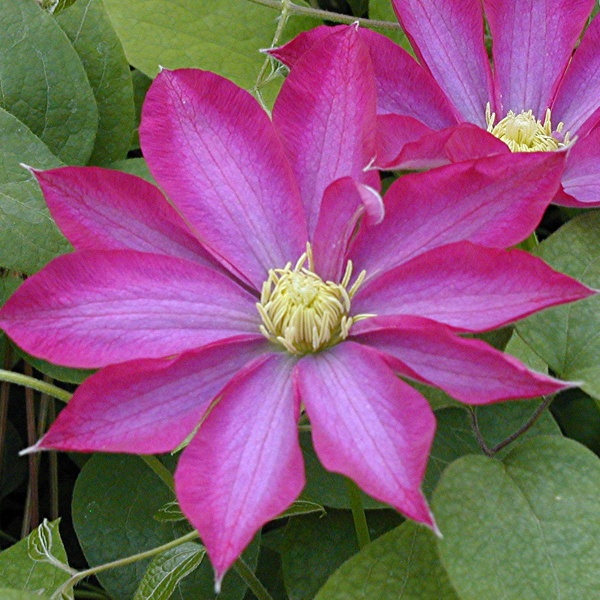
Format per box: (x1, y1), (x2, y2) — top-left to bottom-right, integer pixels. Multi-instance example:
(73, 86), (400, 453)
(391, 0), (494, 125)
(552, 15), (600, 135)
(141, 69), (307, 290)
(37, 338), (266, 453)
(297, 341), (436, 527)
(484, 0), (594, 117)
(350, 152), (565, 279)
(352, 242), (594, 332)
(175, 353), (303, 582)
(272, 26), (377, 235)
(0, 250), (260, 368)
(555, 128), (600, 207)
(271, 26), (458, 130)
(33, 166), (218, 268)
(312, 177), (383, 282)
(375, 119), (509, 170)
(352, 316), (571, 404)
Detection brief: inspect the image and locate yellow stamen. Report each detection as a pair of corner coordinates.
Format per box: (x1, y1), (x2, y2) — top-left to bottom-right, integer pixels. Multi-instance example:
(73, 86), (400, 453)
(257, 244), (372, 355)
(485, 104), (571, 152)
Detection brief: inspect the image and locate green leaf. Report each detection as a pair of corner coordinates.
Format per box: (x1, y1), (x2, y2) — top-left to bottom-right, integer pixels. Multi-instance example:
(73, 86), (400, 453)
(130, 69), (153, 150)
(56, 0), (135, 165)
(15, 347), (94, 385)
(102, 0), (319, 92)
(134, 542), (206, 600)
(315, 521), (459, 600)
(0, 519), (72, 598)
(368, 0), (413, 52)
(0, 590), (51, 600)
(300, 431), (387, 509)
(0, 0), (97, 165)
(275, 499), (326, 520)
(0, 108), (70, 273)
(154, 501), (186, 524)
(110, 158), (155, 183)
(72, 454), (259, 600)
(280, 509), (403, 600)
(517, 211), (600, 402)
(434, 436), (600, 600)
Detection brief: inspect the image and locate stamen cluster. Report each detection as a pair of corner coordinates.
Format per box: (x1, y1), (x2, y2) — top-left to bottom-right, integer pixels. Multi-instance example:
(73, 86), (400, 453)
(257, 246), (369, 355)
(486, 105), (571, 153)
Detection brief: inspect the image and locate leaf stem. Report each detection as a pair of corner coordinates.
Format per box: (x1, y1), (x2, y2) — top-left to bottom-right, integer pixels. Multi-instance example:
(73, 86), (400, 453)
(245, 0), (402, 30)
(469, 396), (554, 457)
(345, 477), (370, 549)
(139, 455), (175, 492)
(0, 369), (72, 403)
(50, 530), (200, 600)
(233, 556), (275, 600)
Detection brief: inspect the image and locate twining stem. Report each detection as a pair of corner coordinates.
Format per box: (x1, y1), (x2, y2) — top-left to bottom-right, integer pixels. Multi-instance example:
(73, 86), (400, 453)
(345, 478), (370, 549)
(139, 455), (175, 492)
(0, 369), (72, 403)
(469, 396), (554, 457)
(245, 0), (402, 30)
(50, 531), (200, 600)
(233, 556), (275, 600)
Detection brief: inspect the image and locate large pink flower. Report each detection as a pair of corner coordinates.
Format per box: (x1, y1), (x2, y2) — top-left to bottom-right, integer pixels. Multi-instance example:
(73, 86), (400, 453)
(0, 28), (593, 582)
(272, 1), (600, 207)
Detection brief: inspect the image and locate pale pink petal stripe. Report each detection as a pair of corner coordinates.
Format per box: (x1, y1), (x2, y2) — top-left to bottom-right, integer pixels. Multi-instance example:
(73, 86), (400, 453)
(37, 338), (267, 454)
(272, 26), (377, 235)
(392, 0), (494, 125)
(352, 242), (593, 332)
(352, 316), (572, 404)
(556, 127), (600, 207)
(0, 250), (260, 368)
(552, 15), (600, 135)
(484, 0), (594, 117)
(297, 342), (436, 527)
(33, 166), (218, 268)
(350, 152), (565, 280)
(312, 177), (383, 282)
(375, 118), (509, 170)
(141, 69), (307, 289)
(175, 353), (303, 583)
(270, 25), (458, 130)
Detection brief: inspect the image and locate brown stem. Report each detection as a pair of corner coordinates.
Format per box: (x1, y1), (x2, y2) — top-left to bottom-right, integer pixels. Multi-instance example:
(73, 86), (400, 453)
(0, 345), (13, 488)
(21, 363), (40, 536)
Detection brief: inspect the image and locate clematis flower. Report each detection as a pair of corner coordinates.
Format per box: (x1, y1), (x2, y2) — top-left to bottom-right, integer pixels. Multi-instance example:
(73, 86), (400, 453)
(0, 27), (593, 584)
(272, 1), (600, 207)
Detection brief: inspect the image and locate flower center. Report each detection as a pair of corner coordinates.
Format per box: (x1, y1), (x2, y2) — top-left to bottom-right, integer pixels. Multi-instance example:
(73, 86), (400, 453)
(485, 104), (571, 152)
(257, 245), (370, 355)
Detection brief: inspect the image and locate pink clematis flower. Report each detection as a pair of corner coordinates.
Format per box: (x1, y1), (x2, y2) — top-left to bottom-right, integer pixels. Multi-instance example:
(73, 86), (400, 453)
(272, 0), (600, 207)
(0, 28), (593, 583)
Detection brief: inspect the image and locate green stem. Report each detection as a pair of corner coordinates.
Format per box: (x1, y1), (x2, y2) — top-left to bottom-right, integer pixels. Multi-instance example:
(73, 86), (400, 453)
(233, 556), (275, 600)
(50, 531), (200, 600)
(140, 455), (175, 492)
(0, 369), (72, 403)
(246, 0), (402, 30)
(345, 478), (370, 549)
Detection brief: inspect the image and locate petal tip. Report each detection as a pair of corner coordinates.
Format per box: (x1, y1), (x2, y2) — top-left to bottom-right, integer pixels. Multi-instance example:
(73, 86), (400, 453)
(19, 440), (43, 456)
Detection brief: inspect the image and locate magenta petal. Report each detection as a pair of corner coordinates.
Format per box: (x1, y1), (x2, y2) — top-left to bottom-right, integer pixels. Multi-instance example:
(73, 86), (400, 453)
(141, 69), (307, 289)
(352, 242), (593, 332)
(552, 15), (600, 135)
(352, 316), (571, 404)
(175, 353), (304, 581)
(350, 152), (565, 279)
(556, 128), (600, 207)
(272, 27), (377, 235)
(33, 166), (218, 268)
(272, 26), (458, 130)
(392, 0), (494, 125)
(297, 342), (436, 527)
(484, 0), (594, 117)
(376, 120), (509, 170)
(0, 250), (260, 368)
(312, 177), (382, 282)
(38, 338), (266, 453)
